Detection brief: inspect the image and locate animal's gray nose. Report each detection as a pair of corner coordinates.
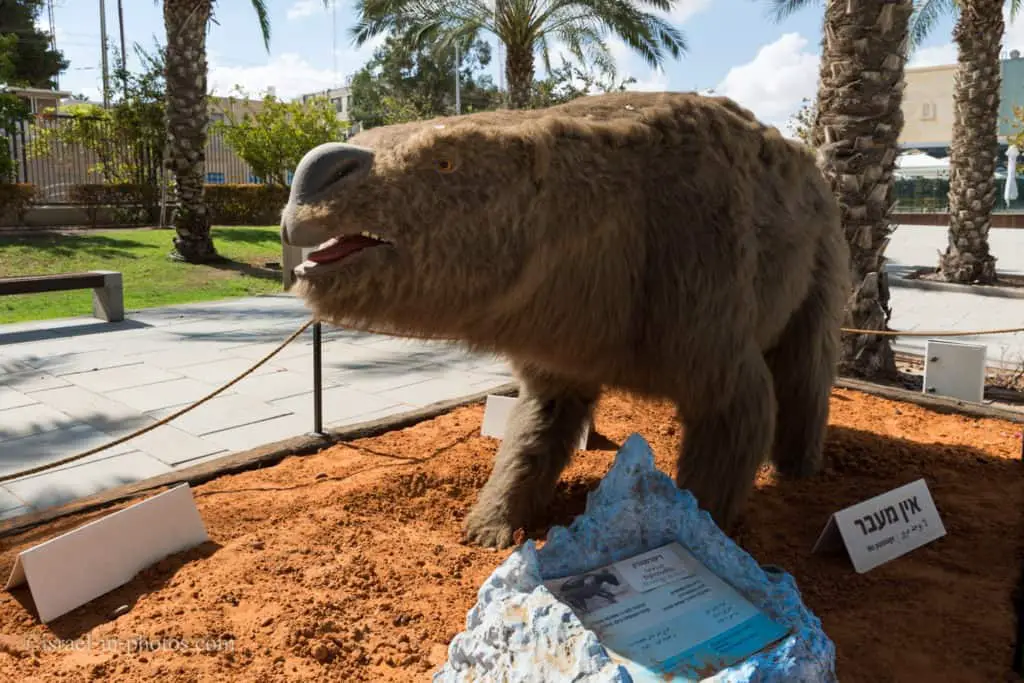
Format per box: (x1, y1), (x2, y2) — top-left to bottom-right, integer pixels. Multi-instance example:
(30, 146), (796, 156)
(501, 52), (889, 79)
(289, 142), (374, 204)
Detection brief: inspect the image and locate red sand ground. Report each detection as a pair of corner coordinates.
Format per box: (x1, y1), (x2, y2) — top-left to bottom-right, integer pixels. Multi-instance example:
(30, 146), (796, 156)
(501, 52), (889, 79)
(0, 388), (1021, 682)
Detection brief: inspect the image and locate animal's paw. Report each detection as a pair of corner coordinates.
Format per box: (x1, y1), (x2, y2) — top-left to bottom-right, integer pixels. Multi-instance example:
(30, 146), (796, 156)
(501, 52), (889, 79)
(462, 505), (520, 549)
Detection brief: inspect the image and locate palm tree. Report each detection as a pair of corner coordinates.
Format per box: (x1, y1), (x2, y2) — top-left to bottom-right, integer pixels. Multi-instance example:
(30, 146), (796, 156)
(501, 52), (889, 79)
(161, 0), (280, 263)
(770, 0), (915, 380)
(352, 0), (687, 110)
(909, 0), (1020, 285)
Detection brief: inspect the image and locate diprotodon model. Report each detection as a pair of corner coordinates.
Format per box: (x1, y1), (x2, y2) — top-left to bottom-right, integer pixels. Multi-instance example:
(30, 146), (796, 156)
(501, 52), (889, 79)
(280, 91), (850, 549)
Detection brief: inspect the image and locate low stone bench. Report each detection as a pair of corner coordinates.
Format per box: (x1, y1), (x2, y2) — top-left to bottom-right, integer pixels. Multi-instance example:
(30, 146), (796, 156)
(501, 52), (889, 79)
(0, 270), (124, 322)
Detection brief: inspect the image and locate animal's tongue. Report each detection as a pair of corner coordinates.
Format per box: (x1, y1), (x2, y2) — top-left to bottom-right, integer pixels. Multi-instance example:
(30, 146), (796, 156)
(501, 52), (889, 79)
(307, 235), (381, 264)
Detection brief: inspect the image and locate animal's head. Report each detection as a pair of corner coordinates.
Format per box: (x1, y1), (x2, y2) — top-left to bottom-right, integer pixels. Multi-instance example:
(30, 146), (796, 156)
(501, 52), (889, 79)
(280, 113), (555, 337)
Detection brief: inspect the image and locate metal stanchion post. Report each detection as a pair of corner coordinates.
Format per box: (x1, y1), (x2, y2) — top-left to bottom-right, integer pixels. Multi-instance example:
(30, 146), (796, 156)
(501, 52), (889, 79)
(312, 320), (325, 436)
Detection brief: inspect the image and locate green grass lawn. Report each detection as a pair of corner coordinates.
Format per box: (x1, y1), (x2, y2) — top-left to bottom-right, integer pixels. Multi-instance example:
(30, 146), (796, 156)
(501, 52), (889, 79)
(0, 226), (286, 324)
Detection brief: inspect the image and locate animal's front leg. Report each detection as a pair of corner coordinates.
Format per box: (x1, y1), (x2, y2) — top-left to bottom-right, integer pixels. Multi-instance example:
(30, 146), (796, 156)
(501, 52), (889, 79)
(464, 365), (598, 549)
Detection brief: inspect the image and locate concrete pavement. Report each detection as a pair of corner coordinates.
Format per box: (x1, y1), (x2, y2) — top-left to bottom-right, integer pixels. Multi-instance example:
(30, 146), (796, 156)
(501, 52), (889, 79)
(0, 294), (514, 521)
(886, 225), (1024, 365)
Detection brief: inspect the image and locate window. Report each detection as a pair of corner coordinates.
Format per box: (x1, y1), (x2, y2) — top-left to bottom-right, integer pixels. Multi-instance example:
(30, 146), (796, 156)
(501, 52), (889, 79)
(921, 102), (936, 120)
(206, 172), (225, 184)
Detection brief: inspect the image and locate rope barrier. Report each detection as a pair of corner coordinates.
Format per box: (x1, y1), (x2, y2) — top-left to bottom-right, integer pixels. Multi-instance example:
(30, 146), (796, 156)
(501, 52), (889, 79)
(840, 324), (1024, 337)
(2, 315), (1021, 486)
(347, 323), (1024, 341)
(0, 318), (316, 485)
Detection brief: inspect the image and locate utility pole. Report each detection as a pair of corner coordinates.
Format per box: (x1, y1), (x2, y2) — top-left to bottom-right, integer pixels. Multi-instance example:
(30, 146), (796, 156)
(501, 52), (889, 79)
(47, 0), (59, 88)
(99, 0), (110, 108)
(117, 0), (128, 100)
(454, 42), (461, 115)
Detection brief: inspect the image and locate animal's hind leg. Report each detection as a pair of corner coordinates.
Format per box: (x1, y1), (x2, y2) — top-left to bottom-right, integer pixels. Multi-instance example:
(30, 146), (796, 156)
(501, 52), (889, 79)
(464, 363), (598, 549)
(764, 250), (843, 478)
(676, 347), (776, 530)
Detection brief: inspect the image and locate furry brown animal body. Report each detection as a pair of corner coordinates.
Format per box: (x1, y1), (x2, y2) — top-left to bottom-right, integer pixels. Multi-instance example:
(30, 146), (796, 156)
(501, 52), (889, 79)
(280, 91), (850, 549)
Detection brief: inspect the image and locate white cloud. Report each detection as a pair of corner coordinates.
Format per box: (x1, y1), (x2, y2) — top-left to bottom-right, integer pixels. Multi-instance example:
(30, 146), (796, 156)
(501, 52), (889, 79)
(287, 0), (327, 21)
(908, 8), (1024, 68)
(908, 43), (957, 68)
(662, 0), (713, 25)
(207, 34), (384, 99)
(603, 0), (709, 95)
(714, 33), (819, 126)
(604, 37), (669, 91)
(209, 53), (338, 98)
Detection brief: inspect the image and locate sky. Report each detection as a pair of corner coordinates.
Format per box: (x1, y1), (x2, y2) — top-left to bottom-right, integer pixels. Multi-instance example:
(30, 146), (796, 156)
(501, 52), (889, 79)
(41, 0), (1023, 133)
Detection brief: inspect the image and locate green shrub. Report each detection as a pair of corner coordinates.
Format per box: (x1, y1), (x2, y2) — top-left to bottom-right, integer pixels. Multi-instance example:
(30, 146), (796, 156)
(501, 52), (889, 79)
(0, 183), (37, 225)
(69, 183), (161, 228)
(204, 183), (290, 225)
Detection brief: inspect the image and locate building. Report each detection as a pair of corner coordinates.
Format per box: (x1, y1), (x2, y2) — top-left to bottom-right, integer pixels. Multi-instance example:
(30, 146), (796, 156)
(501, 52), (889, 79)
(900, 50), (1024, 163)
(2, 86), (72, 115)
(299, 86), (353, 122)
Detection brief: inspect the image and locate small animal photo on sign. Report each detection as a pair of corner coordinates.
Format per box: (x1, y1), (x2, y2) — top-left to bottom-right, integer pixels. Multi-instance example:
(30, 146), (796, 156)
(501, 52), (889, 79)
(549, 566), (630, 616)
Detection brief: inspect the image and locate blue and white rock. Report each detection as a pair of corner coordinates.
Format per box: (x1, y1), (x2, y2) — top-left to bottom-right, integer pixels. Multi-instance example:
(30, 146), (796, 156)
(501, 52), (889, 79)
(434, 433), (836, 682)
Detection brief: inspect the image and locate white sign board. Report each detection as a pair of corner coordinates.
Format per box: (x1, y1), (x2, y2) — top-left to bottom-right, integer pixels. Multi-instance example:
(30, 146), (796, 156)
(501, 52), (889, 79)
(481, 394), (590, 450)
(543, 542), (790, 679)
(923, 339), (987, 403)
(5, 484), (209, 623)
(812, 478), (946, 574)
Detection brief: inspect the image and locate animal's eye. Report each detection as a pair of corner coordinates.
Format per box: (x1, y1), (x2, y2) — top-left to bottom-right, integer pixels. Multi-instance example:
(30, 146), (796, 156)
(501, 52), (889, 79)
(436, 159), (456, 173)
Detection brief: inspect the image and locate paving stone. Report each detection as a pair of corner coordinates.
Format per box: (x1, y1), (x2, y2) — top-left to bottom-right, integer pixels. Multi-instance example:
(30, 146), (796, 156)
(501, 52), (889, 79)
(202, 413), (316, 453)
(341, 363), (468, 395)
(148, 394), (293, 437)
(174, 357), (285, 384)
(29, 384), (155, 438)
(4, 451), (172, 514)
(0, 423), (135, 477)
(0, 356), (33, 374)
(273, 385), (407, 426)
(62, 364), (182, 393)
(0, 486), (27, 513)
(126, 424), (227, 467)
(228, 339), (314, 362)
(228, 367), (343, 402)
(0, 370), (70, 393)
(325, 403), (418, 429)
(0, 386), (37, 411)
(23, 350), (143, 375)
(133, 343), (247, 370)
(376, 375), (512, 409)
(107, 377), (229, 413)
(0, 403), (77, 440)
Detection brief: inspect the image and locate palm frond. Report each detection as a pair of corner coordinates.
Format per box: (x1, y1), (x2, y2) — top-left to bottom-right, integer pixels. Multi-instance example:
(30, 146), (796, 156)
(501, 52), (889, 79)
(908, 0), (957, 51)
(765, 0), (819, 23)
(1011, 0), (1022, 21)
(249, 0), (272, 51)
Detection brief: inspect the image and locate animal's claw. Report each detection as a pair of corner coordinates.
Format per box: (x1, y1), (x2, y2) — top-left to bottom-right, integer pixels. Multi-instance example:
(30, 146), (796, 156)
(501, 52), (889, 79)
(463, 505), (519, 549)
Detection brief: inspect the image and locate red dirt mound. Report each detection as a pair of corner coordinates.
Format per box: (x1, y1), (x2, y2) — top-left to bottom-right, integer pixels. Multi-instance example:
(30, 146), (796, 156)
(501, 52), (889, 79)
(0, 388), (1021, 682)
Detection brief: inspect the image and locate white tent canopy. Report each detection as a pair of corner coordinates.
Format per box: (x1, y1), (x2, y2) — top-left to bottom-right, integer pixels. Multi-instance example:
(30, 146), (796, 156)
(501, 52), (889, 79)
(895, 153), (950, 179)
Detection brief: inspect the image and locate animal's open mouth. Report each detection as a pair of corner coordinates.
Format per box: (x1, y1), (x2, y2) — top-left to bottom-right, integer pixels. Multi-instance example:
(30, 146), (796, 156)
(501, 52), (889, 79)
(297, 231), (391, 274)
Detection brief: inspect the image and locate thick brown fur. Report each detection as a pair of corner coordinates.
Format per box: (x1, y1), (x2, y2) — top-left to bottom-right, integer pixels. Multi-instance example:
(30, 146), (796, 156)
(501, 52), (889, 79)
(284, 91), (850, 548)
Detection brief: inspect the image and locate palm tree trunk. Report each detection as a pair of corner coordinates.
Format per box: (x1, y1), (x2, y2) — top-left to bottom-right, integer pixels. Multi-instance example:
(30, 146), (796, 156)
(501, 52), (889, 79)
(163, 0), (218, 263)
(505, 42), (534, 110)
(812, 0), (914, 380)
(938, 0), (1002, 284)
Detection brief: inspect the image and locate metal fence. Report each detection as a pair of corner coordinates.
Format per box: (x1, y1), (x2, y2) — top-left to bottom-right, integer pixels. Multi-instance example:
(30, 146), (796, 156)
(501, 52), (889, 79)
(2, 113), (259, 204)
